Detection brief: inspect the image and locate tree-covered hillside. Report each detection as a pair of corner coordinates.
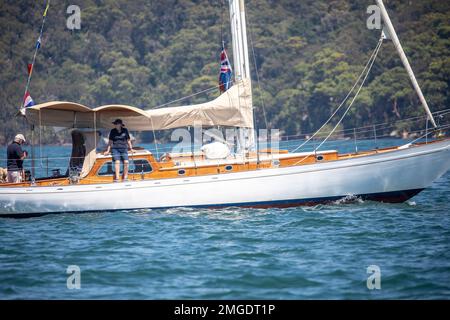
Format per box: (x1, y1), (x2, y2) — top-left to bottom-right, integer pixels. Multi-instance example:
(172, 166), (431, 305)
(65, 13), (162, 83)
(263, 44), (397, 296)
(0, 0), (449, 144)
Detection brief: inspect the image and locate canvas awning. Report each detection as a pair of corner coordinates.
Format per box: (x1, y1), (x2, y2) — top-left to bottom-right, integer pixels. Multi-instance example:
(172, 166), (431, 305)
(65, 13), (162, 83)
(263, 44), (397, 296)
(25, 79), (254, 130)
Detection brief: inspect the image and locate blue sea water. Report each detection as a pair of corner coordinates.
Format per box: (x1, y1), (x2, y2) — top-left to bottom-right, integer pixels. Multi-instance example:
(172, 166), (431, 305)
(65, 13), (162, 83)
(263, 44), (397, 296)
(0, 139), (449, 299)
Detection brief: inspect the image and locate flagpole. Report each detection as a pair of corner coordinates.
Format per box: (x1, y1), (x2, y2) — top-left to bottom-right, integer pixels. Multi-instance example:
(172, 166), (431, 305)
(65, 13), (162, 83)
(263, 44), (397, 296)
(20, 0), (50, 115)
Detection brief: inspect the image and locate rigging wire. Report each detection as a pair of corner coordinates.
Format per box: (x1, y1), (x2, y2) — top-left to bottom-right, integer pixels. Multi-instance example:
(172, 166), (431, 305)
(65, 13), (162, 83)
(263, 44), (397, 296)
(279, 108), (450, 140)
(220, 0), (224, 46)
(290, 34), (384, 153)
(292, 35), (384, 165)
(246, 5), (269, 131)
(149, 85), (220, 109)
(148, 0), (226, 111)
(313, 37), (383, 152)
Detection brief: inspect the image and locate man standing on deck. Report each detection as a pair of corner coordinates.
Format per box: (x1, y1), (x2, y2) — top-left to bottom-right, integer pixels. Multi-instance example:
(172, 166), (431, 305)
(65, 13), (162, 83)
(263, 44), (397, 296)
(104, 119), (135, 182)
(6, 134), (28, 183)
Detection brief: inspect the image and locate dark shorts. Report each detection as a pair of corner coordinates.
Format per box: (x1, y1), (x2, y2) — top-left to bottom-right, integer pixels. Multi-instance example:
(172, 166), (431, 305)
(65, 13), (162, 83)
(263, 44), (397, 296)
(112, 149), (129, 162)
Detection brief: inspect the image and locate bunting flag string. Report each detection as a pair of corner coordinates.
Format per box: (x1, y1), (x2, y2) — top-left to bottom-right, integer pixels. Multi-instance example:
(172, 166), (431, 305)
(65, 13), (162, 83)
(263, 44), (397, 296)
(27, 63), (33, 77)
(43, 2), (50, 17)
(20, 0), (50, 115)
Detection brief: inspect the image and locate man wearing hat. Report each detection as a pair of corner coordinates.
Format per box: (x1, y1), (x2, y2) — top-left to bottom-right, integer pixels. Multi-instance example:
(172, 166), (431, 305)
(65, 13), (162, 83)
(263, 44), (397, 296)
(6, 134), (28, 183)
(104, 119), (135, 182)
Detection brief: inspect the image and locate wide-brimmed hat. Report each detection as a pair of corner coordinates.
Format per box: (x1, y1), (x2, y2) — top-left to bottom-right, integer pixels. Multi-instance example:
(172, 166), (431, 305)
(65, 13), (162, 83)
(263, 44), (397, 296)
(112, 119), (124, 126)
(14, 134), (26, 142)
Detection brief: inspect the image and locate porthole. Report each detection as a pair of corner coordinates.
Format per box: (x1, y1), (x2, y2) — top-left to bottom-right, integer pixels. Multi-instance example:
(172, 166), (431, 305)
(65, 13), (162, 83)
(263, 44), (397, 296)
(272, 160), (280, 167)
(178, 169), (186, 176)
(225, 165), (233, 171)
(316, 155), (324, 161)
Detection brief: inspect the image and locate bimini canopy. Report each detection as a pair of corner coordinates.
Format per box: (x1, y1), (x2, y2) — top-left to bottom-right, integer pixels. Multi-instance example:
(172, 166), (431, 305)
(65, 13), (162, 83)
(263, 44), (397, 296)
(26, 101), (95, 128)
(25, 79), (254, 130)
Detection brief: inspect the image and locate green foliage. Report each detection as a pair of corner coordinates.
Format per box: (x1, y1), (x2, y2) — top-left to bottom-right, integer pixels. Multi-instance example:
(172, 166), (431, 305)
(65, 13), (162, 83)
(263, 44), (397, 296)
(0, 0), (448, 144)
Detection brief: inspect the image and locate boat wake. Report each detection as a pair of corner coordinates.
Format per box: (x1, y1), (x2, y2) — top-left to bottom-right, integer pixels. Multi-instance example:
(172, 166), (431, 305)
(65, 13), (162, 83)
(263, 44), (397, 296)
(332, 195), (365, 205)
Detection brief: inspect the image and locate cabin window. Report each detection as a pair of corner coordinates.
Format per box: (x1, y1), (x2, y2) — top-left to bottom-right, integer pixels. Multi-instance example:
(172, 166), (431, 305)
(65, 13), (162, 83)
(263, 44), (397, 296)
(97, 161), (115, 176)
(225, 165), (233, 171)
(97, 159), (152, 176)
(130, 159), (153, 174)
(316, 155), (324, 161)
(178, 169), (186, 176)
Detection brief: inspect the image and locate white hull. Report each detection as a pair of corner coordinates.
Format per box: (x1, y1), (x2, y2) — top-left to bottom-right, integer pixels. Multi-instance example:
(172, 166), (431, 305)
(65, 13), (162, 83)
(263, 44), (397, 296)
(1, 140), (450, 216)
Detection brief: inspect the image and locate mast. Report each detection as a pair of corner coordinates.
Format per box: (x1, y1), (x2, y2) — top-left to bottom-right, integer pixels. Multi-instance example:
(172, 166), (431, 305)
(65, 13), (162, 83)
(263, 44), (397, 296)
(375, 0), (437, 127)
(238, 0), (250, 79)
(229, 0), (251, 81)
(229, 0), (241, 81)
(228, 0), (256, 153)
(230, 0), (248, 81)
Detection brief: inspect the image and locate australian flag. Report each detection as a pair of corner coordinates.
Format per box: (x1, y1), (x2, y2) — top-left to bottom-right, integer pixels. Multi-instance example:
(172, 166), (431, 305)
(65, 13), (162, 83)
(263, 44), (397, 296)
(219, 46), (232, 93)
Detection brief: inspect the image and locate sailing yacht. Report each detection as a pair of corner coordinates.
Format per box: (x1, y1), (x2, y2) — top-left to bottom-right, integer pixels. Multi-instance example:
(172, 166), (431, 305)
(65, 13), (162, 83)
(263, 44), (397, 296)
(0, 0), (449, 217)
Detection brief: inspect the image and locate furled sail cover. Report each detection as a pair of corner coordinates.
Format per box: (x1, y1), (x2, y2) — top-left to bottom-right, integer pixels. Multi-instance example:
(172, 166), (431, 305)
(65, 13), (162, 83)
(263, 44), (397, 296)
(151, 78), (253, 129)
(25, 79), (253, 130)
